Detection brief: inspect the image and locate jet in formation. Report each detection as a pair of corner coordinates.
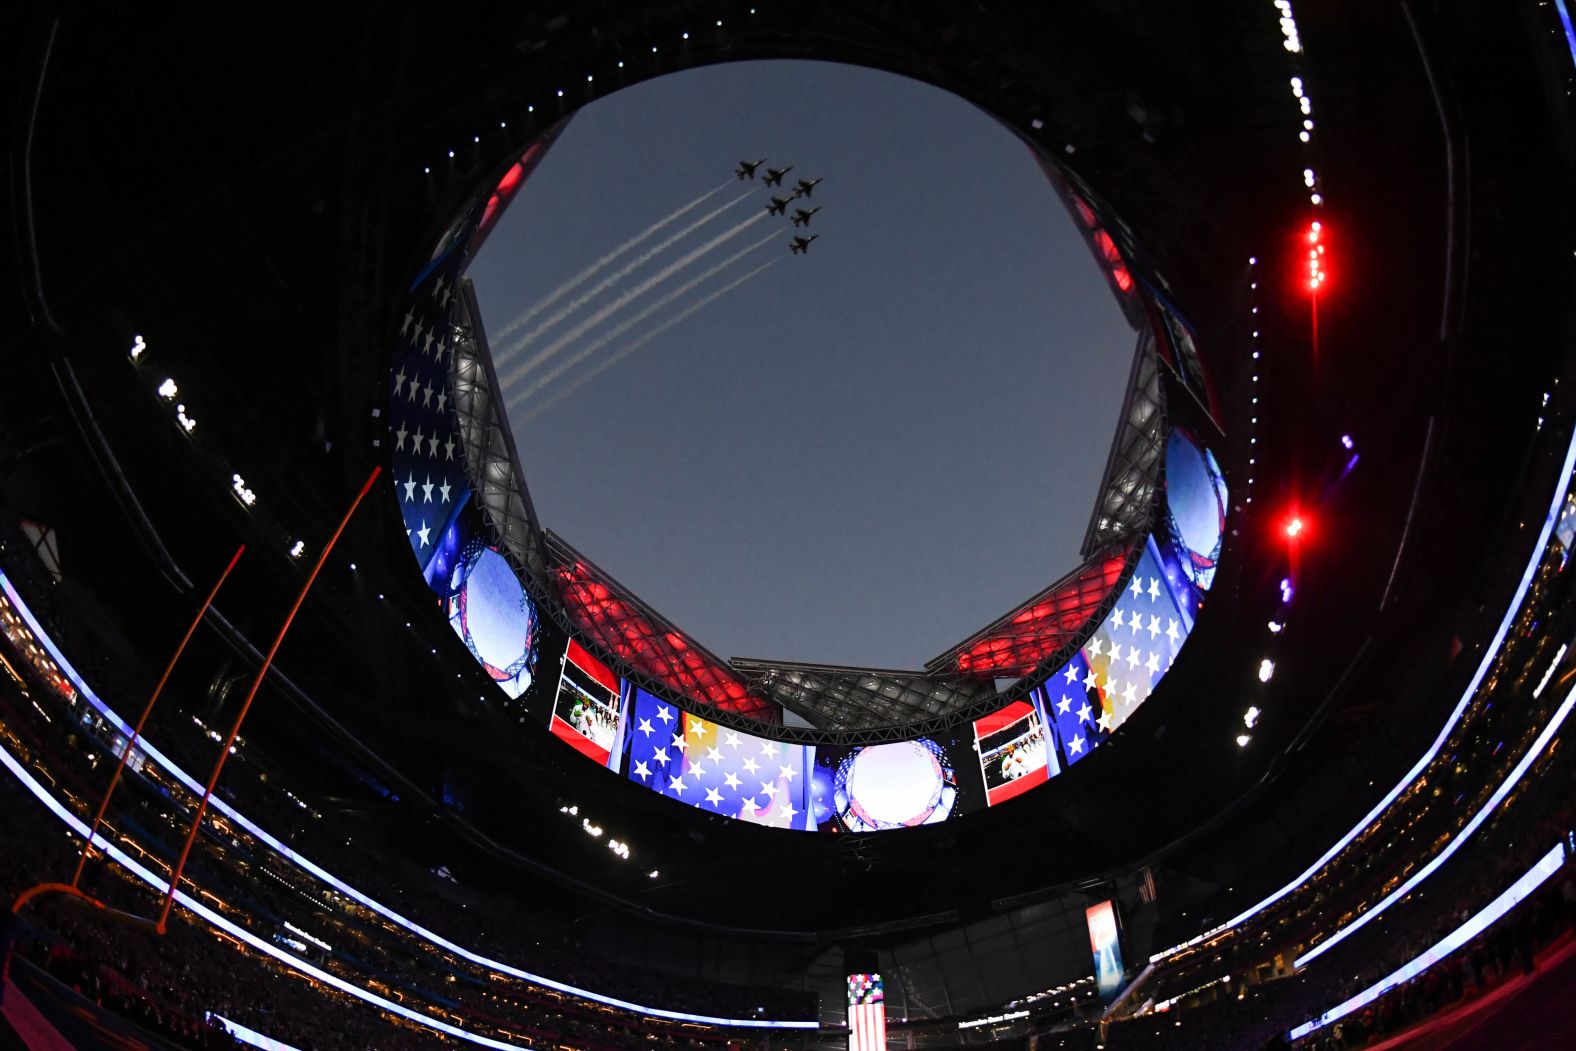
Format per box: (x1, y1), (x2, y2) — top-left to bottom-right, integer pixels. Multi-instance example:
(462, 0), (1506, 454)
(767, 195), (793, 216)
(735, 158), (766, 179)
(791, 177), (823, 198)
(762, 165), (793, 187)
(789, 234), (819, 255)
(790, 206), (820, 228)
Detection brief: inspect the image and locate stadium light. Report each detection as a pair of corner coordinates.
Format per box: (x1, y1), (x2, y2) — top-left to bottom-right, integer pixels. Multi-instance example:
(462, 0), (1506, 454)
(158, 377), (179, 400)
(1284, 515), (1305, 540)
(130, 335), (147, 361)
(1304, 220), (1327, 291)
(1244, 707), (1261, 728)
(1258, 658), (1275, 683)
(1235, 734), (1252, 747)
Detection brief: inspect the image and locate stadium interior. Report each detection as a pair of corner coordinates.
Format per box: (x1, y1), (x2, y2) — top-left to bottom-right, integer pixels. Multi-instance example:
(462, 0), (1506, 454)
(3, 3), (1576, 1049)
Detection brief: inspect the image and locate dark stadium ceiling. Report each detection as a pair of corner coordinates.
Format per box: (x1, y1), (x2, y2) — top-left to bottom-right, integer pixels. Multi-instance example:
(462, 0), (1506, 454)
(6, 0), (1572, 948)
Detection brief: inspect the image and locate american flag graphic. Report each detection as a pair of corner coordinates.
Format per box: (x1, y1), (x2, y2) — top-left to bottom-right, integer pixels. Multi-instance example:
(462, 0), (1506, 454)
(623, 688), (816, 830)
(1042, 537), (1192, 766)
(847, 973), (886, 1051)
(390, 238), (474, 587)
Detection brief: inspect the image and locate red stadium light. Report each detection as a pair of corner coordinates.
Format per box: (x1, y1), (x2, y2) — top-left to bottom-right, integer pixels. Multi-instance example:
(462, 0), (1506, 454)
(1303, 220), (1328, 293)
(1284, 515), (1307, 540)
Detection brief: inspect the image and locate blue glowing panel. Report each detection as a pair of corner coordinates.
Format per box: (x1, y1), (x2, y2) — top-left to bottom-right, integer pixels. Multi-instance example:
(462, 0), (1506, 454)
(622, 689), (816, 830)
(1163, 429), (1227, 595)
(813, 733), (983, 832)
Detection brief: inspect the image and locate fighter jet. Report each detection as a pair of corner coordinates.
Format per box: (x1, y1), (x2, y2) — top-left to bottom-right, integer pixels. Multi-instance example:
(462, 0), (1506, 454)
(767, 195), (793, 216)
(791, 177), (823, 198)
(789, 234), (819, 255)
(790, 206), (820, 228)
(763, 165), (793, 187)
(735, 158), (766, 180)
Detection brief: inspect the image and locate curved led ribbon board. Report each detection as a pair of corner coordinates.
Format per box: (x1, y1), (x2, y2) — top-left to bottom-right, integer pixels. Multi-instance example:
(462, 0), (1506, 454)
(1288, 840), (1568, 1041)
(0, 571), (815, 1030)
(1150, 419), (1576, 964)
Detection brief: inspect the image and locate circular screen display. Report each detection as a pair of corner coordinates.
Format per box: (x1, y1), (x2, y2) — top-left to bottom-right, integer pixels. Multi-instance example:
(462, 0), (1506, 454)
(1164, 430), (1228, 592)
(834, 739), (957, 832)
(448, 541), (540, 699)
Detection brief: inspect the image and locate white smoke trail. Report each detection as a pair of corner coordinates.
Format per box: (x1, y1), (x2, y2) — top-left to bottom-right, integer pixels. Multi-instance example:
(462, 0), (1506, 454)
(517, 259), (779, 423)
(497, 188), (754, 363)
(506, 230), (778, 404)
(496, 209), (773, 389)
(491, 179), (734, 350)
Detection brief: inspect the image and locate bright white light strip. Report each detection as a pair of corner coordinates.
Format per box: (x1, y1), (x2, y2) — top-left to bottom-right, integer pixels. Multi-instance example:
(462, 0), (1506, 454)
(1151, 421), (1576, 964)
(208, 1013), (308, 1051)
(1533, 643), (1566, 698)
(0, 740), (520, 1049)
(1288, 841), (1566, 1041)
(0, 572), (815, 1029)
(1294, 680), (1576, 967)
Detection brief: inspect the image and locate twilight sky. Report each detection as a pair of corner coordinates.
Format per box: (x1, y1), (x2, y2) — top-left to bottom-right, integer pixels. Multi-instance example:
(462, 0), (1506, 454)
(468, 60), (1134, 669)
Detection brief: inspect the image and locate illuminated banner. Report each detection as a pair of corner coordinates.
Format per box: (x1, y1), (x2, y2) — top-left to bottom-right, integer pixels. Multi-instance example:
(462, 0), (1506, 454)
(847, 973), (886, 1051)
(1086, 900), (1125, 999)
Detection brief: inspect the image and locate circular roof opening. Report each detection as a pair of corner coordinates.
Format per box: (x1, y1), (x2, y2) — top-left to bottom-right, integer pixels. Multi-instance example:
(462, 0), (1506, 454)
(467, 59), (1136, 671)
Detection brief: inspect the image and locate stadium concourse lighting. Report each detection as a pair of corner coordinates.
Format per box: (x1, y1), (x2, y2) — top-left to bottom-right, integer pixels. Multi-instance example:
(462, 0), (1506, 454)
(231, 474), (257, 508)
(0, 573), (816, 1031)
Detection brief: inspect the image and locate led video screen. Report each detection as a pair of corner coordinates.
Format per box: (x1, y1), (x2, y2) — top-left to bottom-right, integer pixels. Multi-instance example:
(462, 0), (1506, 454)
(1086, 899), (1125, 998)
(1163, 428), (1227, 596)
(812, 732), (984, 832)
(550, 639), (626, 768)
(973, 700), (1057, 806)
(1042, 537), (1193, 766)
(434, 500), (566, 719)
(622, 688), (816, 830)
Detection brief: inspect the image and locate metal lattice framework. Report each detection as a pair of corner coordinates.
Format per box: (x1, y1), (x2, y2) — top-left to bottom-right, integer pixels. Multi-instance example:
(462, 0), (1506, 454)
(439, 149), (1175, 744)
(728, 658), (996, 731)
(450, 281), (546, 579)
(543, 533), (781, 723)
(926, 545), (1138, 681)
(1080, 332), (1166, 556)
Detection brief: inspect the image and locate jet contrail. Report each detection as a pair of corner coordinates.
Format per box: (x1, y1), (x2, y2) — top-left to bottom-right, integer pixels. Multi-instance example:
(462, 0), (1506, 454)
(491, 179), (735, 349)
(518, 259), (779, 423)
(496, 209), (772, 389)
(506, 230), (778, 405)
(496, 188), (754, 363)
